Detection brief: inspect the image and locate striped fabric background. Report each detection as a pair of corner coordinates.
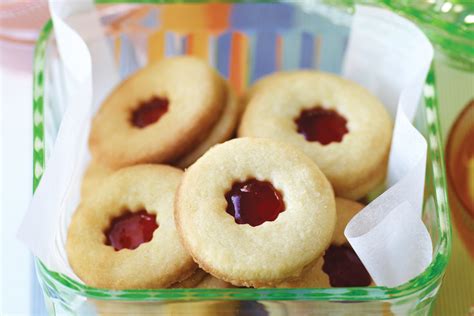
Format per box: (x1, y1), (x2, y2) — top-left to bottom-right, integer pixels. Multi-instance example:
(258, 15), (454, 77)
(107, 3), (349, 94)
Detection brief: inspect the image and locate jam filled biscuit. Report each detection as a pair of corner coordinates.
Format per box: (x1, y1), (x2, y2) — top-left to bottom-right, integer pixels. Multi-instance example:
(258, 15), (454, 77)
(276, 198), (372, 288)
(239, 71), (392, 200)
(175, 82), (240, 168)
(67, 165), (196, 289)
(89, 56), (226, 168)
(175, 138), (336, 287)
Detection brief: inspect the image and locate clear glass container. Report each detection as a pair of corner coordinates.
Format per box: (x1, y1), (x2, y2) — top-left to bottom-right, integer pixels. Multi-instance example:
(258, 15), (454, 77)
(32, 1), (452, 315)
(399, 1), (474, 314)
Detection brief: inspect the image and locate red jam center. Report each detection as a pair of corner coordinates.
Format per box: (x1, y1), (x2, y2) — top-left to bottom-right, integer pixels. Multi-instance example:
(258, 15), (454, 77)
(225, 179), (285, 227)
(322, 244), (371, 287)
(105, 210), (158, 251)
(131, 96), (169, 128)
(295, 107), (348, 145)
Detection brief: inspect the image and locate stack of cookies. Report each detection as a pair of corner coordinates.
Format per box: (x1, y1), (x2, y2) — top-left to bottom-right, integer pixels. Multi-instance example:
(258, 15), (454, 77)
(67, 57), (391, 290)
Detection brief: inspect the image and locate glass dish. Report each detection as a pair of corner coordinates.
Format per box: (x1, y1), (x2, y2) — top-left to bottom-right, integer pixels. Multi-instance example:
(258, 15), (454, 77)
(32, 1), (452, 315)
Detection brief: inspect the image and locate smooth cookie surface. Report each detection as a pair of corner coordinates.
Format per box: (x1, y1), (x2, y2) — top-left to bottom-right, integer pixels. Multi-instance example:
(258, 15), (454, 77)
(89, 56), (225, 168)
(239, 71), (392, 199)
(67, 165), (196, 289)
(80, 160), (113, 200)
(175, 81), (240, 168)
(176, 138), (336, 287)
(276, 198), (372, 288)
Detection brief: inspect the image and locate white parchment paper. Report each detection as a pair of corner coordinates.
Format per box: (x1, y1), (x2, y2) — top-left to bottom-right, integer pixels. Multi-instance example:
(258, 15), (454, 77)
(18, 0), (118, 280)
(19, 3), (433, 287)
(342, 6), (433, 287)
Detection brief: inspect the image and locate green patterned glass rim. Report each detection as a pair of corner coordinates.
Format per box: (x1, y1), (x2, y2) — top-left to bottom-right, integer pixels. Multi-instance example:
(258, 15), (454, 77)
(379, 0), (474, 71)
(32, 1), (452, 302)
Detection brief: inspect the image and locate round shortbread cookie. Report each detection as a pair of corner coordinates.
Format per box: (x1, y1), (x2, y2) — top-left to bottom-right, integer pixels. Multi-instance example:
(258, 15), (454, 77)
(276, 198), (373, 288)
(89, 56), (226, 168)
(175, 82), (240, 168)
(239, 71), (392, 200)
(67, 165), (196, 289)
(175, 138), (336, 287)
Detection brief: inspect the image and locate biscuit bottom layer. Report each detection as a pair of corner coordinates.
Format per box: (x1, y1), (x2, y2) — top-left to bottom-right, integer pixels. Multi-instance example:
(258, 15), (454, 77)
(225, 179), (285, 227)
(131, 96), (169, 128)
(322, 244), (371, 287)
(105, 210), (158, 251)
(295, 107), (348, 145)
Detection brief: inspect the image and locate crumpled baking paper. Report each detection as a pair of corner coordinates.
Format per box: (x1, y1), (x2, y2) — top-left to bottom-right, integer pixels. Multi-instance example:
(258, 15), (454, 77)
(18, 2), (433, 288)
(18, 0), (118, 281)
(342, 6), (433, 287)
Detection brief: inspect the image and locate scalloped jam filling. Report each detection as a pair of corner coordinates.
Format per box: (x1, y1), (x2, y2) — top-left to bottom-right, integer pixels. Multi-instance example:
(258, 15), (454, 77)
(225, 179), (285, 227)
(131, 96), (169, 128)
(295, 107), (348, 145)
(322, 244), (371, 287)
(105, 210), (158, 251)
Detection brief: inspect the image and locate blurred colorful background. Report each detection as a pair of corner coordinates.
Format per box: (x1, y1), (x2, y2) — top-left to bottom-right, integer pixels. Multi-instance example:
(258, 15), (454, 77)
(1, 1), (472, 315)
